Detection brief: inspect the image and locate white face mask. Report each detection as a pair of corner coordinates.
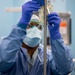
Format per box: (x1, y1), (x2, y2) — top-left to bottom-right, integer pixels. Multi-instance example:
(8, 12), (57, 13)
(23, 27), (42, 47)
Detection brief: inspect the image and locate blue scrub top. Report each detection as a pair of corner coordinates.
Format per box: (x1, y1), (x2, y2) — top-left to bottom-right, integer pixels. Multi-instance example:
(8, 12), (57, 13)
(0, 26), (74, 75)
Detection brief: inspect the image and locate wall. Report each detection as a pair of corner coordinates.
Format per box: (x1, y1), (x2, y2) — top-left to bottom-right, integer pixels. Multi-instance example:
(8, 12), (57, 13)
(0, 0), (26, 38)
(0, 0), (14, 38)
(66, 0), (75, 75)
(13, 0), (28, 25)
(13, 0), (24, 25)
(66, 0), (75, 57)
(51, 0), (66, 12)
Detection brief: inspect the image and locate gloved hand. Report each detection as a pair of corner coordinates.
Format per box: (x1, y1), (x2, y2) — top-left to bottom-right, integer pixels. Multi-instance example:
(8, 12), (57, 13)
(32, 0), (44, 6)
(18, 1), (40, 29)
(47, 12), (61, 40)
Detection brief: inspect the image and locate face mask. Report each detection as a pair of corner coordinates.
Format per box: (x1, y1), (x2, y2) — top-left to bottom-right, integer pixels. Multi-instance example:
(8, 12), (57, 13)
(23, 26), (42, 47)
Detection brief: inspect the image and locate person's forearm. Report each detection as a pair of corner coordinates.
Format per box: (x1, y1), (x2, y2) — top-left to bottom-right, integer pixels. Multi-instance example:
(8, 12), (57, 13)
(0, 26), (26, 72)
(0, 26), (26, 61)
(50, 38), (74, 74)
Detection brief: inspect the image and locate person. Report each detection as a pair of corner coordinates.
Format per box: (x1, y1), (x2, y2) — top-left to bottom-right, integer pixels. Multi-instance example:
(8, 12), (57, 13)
(0, 1), (74, 75)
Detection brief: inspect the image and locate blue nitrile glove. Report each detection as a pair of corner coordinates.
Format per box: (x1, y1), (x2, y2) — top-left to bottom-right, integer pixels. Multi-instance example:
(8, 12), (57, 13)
(32, 0), (44, 6)
(18, 1), (40, 29)
(47, 12), (61, 40)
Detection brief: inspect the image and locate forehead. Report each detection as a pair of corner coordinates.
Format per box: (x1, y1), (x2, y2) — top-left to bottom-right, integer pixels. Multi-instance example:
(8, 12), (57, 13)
(27, 22), (43, 31)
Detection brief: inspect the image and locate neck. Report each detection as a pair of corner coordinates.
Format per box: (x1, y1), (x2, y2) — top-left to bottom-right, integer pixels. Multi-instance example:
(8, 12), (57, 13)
(22, 43), (39, 57)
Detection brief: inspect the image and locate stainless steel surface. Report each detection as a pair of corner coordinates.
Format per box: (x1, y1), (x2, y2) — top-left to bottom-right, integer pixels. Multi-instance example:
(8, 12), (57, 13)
(44, 0), (47, 75)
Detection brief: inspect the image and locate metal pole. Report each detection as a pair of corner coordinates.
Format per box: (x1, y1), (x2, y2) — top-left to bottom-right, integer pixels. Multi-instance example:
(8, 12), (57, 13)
(44, 0), (47, 75)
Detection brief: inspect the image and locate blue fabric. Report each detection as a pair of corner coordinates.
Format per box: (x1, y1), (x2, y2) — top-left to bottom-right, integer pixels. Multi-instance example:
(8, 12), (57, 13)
(18, 1), (40, 29)
(47, 12), (61, 40)
(32, 0), (44, 6)
(0, 26), (74, 75)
